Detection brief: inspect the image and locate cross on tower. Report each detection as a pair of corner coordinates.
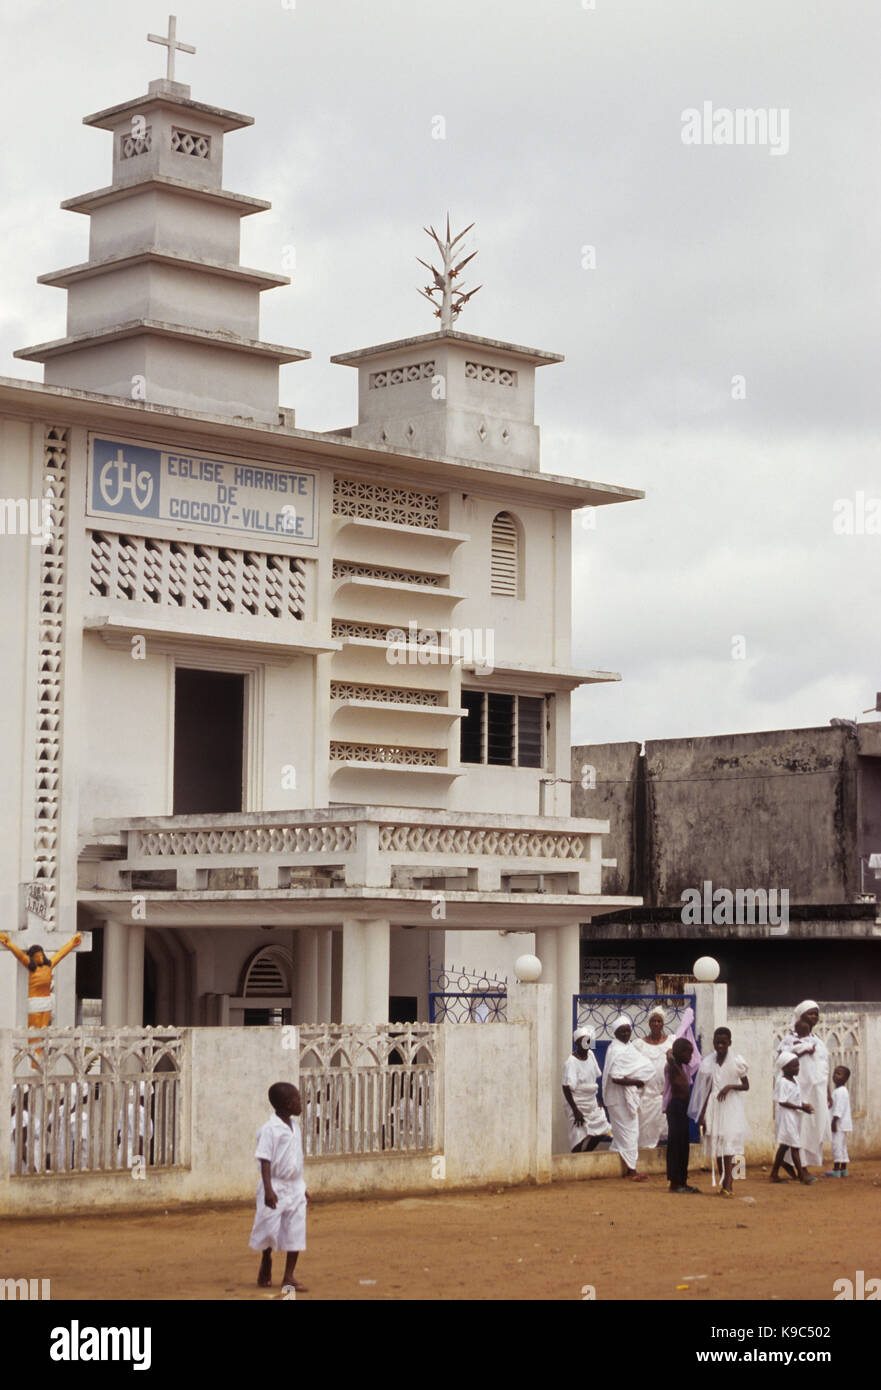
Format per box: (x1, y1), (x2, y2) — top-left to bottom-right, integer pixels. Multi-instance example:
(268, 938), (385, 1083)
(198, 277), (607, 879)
(147, 15), (196, 83)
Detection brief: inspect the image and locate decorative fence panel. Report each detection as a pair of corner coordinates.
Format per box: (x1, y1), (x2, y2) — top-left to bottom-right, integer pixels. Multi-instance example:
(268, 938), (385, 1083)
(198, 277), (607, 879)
(298, 1024), (436, 1157)
(771, 1012), (863, 1114)
(10, 1029), (185, 1177)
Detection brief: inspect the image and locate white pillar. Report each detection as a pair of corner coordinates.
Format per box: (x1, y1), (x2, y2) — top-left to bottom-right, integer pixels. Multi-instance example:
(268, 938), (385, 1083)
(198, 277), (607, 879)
(126, 924), (145, 1026)
(317, 929), (333, 1023)
(536, 922), (581, 1154)
(341, 917), (390, 1024)
(102, 920), (128, 1027)
(296, 928), (319, 1023)
(694, 981), (728, 1045)
(507, 981), (554, 1182)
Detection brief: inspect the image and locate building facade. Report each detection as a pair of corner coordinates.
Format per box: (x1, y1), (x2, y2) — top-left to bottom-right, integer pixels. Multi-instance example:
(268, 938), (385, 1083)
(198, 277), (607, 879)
(0, 59), (643, 1086)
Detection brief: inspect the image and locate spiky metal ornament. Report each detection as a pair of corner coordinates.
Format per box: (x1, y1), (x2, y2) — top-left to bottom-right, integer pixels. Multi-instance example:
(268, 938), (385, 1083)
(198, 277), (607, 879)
(417, 216), (482, 328)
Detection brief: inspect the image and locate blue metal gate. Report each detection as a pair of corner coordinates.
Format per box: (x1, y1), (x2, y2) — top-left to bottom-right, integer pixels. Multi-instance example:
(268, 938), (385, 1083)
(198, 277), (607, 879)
(572, 993), (699, 1139)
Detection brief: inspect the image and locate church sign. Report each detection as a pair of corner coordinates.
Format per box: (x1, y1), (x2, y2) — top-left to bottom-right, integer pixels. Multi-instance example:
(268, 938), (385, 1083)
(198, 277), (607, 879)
(87, 436), (318, 546)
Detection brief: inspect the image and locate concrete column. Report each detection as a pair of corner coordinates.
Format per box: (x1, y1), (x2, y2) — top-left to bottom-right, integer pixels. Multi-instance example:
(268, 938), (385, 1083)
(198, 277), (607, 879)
(296, 928), (319, 1023)
(536, 922), (581, 1154)
(102, 920), (129, 1027)
(694, 981), (728, 1047)
(341, 917), (390, 1023)
(316, 929), (333, 1023)
(507, 982), (554, 1182)
(126, 924), (145, 1026)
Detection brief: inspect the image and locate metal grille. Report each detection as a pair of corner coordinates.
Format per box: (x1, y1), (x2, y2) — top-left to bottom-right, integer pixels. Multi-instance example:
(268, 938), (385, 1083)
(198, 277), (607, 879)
(429, 993), (507, 1022)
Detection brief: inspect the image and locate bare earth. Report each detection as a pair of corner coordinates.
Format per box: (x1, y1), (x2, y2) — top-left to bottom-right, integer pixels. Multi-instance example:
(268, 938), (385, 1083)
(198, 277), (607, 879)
(3, 1162), (879, 1301)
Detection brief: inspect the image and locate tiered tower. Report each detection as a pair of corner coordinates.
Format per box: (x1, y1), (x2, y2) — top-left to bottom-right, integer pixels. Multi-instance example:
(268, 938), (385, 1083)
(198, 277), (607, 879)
(16, 18), (306, 424)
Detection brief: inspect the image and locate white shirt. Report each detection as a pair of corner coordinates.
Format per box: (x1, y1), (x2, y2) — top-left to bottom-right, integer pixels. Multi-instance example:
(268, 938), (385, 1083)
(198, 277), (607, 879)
(255, 1113), (305, 1190)
(830, 1086), (853, 1133)
(562, 1052), (601, 1108)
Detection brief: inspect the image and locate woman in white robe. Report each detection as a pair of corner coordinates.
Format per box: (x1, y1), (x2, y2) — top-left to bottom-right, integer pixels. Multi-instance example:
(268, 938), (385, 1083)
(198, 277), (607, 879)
(562, 1027), (610, 1151)
(633, 1006), (671, 1148)
(601, 1014), (656, 1180)
(775, 1000), (830, 1172)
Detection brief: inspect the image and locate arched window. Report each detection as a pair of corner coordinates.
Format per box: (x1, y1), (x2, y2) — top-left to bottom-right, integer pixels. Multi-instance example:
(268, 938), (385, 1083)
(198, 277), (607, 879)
(490, 511), (521, 597)
(239, 945), (293, 998)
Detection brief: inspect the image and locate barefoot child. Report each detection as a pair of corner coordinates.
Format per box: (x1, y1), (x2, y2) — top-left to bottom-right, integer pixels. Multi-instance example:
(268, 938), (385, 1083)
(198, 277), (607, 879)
(770, 1053), (816, 1185)
(691, 1026), (749, 1196)
(824, 1065), (853, 1178)
(664, 1038), (700, 1193)
(249, 1082), (308, 1293)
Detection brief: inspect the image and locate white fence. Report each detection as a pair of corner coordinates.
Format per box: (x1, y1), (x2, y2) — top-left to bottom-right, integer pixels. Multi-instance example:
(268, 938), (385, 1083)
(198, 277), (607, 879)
(299, 1024), (436, 1157)
(10, 1028), (185, 1176)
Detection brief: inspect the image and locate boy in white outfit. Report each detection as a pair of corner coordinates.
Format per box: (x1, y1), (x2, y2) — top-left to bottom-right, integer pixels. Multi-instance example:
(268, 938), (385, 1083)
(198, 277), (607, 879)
(249, 1082), (308, 1293)
(824, 1065), (853, 1178)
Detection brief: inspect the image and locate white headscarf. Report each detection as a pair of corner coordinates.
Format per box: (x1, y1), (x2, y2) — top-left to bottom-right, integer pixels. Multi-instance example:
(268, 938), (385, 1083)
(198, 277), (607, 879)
(611, 1013), (633, 1035)
(573, 1027), (595, 1049)
(777, 1050), (798, 1070)
(790, 1000), (819, 1029)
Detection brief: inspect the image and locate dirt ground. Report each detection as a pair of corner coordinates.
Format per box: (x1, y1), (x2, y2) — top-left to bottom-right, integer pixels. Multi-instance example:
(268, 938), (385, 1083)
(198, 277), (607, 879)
(3, 1161), (879, 1301)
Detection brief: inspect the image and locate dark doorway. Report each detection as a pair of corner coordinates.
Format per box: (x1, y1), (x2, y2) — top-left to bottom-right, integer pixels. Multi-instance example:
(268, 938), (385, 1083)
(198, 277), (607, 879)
(173, 668), (245, 814)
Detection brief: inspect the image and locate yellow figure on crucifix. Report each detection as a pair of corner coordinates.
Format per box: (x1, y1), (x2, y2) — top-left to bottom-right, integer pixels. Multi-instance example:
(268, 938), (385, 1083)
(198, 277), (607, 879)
(0, 932), (82, 1031)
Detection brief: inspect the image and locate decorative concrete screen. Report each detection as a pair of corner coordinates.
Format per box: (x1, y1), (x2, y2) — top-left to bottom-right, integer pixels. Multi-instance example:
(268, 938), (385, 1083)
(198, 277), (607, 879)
(10, 1028), (185, 1176)
(299, 1024), (436, 1157)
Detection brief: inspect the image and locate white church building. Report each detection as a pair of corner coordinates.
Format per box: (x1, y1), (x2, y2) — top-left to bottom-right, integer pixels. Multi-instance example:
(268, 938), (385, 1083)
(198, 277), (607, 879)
(0, 28), (643, 1084)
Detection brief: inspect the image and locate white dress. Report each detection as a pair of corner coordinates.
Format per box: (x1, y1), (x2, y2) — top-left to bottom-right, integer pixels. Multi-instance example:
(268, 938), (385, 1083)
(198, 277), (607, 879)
(773, 1074), (802, 1147)
(562, 1052), (610, 1149)
(249, 1114), (307, 1253)
(693, 1053), (749, 1162)
(776, 1032), (830, 1167)
(632, 1036), (670, 1147)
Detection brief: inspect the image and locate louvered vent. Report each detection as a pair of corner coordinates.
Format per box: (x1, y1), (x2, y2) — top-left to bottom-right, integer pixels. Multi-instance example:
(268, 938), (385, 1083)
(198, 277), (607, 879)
(241, 947), (292, 997)
(490, 512), (519, 596)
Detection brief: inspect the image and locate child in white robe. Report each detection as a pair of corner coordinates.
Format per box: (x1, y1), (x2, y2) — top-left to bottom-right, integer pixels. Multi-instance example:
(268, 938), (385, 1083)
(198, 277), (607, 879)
(249, 1082), (308, 1293)
(825, 1065), (853, 1178)
(770, 1052), (816, 1184)
(690, 1026), (749, 1195)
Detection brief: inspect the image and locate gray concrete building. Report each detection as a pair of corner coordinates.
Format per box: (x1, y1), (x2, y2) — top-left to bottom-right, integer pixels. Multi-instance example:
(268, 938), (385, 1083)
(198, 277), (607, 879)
(571, 723), (881, 1004)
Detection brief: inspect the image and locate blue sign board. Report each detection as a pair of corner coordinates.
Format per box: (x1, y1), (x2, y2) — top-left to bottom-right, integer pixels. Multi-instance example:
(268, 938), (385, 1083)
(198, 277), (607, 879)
(88, 437), (318, 545)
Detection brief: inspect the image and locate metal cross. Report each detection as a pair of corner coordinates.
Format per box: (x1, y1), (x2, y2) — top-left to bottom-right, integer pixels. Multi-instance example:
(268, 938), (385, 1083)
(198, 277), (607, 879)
(147, 15), (196, 83)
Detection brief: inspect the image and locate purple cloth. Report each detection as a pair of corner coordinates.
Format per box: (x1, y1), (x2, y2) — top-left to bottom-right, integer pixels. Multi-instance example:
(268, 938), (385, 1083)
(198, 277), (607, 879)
(662, 1007), (702, 1110)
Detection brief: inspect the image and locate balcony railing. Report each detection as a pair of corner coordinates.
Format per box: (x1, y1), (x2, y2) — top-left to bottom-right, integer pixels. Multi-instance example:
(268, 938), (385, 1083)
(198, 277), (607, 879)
(85, 806), (605, 895)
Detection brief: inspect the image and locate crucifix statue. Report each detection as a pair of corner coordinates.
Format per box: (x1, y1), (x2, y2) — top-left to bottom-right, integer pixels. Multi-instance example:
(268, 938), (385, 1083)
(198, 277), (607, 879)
(147, 14), (196, 83)
(417, 216), (482, 329)
(0, 931), (82, 1034)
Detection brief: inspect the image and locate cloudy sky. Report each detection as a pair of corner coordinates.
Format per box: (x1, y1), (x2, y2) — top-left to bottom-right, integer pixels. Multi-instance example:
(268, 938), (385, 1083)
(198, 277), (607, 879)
(2, 0), (878, 746)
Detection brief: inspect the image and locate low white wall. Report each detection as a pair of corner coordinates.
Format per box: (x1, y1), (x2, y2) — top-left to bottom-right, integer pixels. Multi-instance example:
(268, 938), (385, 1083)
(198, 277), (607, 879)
(441, 1020), (534, 1187)
(0, 1028), (298, 1215)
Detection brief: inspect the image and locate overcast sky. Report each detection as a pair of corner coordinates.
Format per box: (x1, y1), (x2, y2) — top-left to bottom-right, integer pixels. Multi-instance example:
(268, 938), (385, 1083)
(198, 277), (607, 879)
(2, 0), (879, 747)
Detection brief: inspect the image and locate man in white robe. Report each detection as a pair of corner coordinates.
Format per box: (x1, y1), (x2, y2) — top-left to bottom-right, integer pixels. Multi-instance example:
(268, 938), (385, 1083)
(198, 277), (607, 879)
(601, 1015), (655, 1180)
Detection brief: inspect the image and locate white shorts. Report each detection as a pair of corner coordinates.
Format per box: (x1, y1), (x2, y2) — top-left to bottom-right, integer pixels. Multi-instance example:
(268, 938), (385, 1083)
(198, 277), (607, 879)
(831, 1129), (849, 1163)
(249, 1181), (307, 1253)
